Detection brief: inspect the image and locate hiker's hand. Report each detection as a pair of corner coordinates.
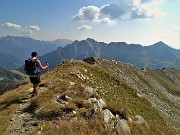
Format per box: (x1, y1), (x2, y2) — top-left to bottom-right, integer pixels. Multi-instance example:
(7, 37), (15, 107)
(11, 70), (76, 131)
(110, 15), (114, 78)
(46, 62), (49, 67)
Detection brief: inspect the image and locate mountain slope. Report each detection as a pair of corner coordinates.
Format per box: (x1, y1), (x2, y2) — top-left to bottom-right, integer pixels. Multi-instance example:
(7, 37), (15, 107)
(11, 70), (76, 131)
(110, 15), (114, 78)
(0, 36), (58, 69)
(0, 67), (28, 94)
(39, 38), (180, 69)
(96, 58), (180, 122)
(47, 39), (73, 47)
(1, 58), (179, 135)
(0, 52), (22, 69)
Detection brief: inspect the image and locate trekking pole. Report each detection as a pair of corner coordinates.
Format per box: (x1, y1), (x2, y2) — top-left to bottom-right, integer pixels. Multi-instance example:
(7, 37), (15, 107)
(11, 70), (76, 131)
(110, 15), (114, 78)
(46, 62), (52, 89)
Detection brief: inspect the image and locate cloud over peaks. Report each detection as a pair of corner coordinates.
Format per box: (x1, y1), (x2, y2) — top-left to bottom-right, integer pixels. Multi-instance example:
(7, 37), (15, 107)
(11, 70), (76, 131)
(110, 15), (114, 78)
(73, 6), (100, 22)
(22, 27), (33, 34)
(73, 0), (165, 26)
(100, 0), (165, 20)
(2, 22), (40, 35)
(77, 25), (92, 30)
(22, 25), (40, 34)
(2, 22), (21, 29)
(30, 25), (40, 31)
(73, 6), (116, 26)
(100, 18), (116, 26)
(100, 1), (131, 20)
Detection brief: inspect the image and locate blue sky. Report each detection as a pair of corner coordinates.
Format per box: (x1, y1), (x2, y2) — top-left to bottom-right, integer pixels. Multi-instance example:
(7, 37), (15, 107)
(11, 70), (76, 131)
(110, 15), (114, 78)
(0, 0), (179, 49)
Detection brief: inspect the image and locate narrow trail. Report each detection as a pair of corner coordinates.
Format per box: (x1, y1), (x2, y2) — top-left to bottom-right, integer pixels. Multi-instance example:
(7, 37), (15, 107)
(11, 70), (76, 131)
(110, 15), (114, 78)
(6, 87), (47, 135)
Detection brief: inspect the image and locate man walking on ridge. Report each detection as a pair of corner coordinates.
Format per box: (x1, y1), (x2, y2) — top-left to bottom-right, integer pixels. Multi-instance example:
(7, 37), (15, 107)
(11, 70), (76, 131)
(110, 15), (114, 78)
(24, 52), (48, 97)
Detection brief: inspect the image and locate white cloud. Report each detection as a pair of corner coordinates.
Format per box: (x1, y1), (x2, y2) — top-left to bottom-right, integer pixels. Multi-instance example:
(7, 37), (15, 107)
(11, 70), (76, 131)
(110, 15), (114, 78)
(22, 25), (40, 34)
(100, 18), (116, 26)
(139, 0), (166, 18)
(22, 25), (40, 35)
(73, 6), (100, 22)
(2, 22), (21, 29)
(30, 25), (40, 31)
(73, 0), (165, 27)
(77, 25), (92, 30)
(73, 6), (117, 26)
(22, 27), (33, 34)
(100, 1), (131, 19)
(2, 22), (40, 34)
(100, 0), (165, 20)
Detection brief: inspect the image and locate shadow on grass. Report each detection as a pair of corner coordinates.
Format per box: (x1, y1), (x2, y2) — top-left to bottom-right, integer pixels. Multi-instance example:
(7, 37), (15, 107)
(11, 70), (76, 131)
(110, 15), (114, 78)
(0, 98), (25, 110)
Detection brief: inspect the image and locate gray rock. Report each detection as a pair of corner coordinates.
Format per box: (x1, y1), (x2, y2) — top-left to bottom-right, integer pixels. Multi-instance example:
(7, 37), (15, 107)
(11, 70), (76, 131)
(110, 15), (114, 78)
(83, 57), (96, 64)
(86, 107), (95, 119)
(98, 99), (106, 110)
(57, 94), (72, 104)
(70, 117), (78, 122)
(69, 81), (75, 85)
(85, 86), (96, 95)
(134, 115), (148, 127)
(88, 98), (106, 111)
(24, 121), (38, 126)
(116, 119), (131, 135)
(88, 98), (99, 110)
(105, 119), (131, 135)
(102, 109), (115, 123)
(88, 97), (98, 103)
(65, 95), (72, 101)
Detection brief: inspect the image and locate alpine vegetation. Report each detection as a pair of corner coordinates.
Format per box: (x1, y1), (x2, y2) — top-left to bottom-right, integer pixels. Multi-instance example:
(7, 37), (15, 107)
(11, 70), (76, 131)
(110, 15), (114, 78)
(0, 58), (179, 135)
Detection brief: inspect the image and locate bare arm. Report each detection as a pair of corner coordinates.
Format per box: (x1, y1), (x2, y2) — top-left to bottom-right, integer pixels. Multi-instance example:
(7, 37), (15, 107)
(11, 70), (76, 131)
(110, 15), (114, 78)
(35, 59), (48, 70)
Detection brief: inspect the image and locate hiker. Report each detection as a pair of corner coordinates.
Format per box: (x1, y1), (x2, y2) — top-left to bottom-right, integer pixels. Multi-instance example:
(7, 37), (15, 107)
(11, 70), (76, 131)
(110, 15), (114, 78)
(24, 52), (48, 97)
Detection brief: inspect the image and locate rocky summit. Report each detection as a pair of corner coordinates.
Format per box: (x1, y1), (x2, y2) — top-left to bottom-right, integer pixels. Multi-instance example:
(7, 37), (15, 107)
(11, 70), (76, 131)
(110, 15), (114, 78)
(0, 58), (179, 135)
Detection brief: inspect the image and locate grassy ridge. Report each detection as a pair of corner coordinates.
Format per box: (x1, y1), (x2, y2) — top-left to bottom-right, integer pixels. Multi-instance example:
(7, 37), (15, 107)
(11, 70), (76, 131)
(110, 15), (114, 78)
(0, 59), (179, 134)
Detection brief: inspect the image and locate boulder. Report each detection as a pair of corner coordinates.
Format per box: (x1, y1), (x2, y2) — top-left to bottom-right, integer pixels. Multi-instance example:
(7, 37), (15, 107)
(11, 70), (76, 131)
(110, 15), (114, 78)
(134, 115), (148, 127)
(88, 98), (98, 110)
(102, 109), (115, 123)
(57, 94), (72, 104)
(85, 86), (96, 95)
(88, 98), (106, 111)
(98, 99), (106, 110)
(85, 107), (95, 119)
(83, 57), (96, 64)
(116, 119), (131, 135)
(24, 120), (38, 126)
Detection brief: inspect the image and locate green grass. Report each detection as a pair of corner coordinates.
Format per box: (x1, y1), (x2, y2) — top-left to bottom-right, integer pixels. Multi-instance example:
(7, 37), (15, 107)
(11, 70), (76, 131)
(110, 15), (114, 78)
(0, 59), (179, 134)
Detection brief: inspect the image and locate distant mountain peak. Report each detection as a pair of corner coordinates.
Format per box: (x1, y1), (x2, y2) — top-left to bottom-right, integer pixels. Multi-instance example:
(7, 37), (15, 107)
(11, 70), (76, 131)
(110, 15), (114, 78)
(153, 41), (168, 47)
(86, 38), (96, 42)
(157, 41), (165, 44)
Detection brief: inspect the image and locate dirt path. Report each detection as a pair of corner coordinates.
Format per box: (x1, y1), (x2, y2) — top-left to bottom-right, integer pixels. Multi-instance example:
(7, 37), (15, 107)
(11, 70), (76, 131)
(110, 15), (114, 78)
(6, 87), (47, 135)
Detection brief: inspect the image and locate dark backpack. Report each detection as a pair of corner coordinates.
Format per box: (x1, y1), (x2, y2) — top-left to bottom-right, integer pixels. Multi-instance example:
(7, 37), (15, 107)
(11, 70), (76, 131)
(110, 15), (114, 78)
(25, 58), (40, 76)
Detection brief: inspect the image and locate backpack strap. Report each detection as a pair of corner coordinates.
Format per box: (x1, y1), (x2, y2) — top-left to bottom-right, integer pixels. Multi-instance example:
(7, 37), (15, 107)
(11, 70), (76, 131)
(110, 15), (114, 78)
(33, 58), (40, 73)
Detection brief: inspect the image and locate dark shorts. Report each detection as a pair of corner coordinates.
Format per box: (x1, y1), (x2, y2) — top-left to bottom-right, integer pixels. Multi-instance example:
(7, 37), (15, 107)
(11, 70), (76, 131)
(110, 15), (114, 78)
(29, 76), (40, 84)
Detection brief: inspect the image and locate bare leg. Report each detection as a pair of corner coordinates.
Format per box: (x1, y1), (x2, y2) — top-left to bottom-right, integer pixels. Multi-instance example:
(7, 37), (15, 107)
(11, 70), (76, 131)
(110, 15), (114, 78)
(31, 83), (39, 97)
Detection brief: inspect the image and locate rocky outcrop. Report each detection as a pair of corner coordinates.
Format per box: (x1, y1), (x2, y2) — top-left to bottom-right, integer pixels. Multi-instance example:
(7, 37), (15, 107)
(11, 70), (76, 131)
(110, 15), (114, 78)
(133, 115), (149, 128)
(102, 109), (115, 123)
(83, 57), (96, 64)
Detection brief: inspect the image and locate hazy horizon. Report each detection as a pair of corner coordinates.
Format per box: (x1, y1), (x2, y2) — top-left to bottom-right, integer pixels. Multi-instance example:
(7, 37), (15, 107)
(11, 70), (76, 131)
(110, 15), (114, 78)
(1, 35), (180, 49)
